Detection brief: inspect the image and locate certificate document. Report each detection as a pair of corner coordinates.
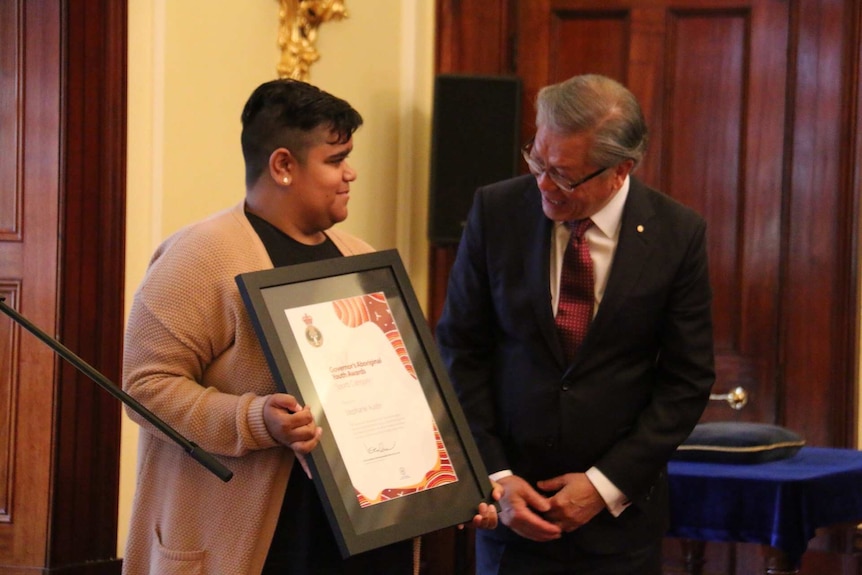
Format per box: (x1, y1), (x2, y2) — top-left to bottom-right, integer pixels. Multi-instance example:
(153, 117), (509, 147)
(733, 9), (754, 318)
(284, 292), (457, 506)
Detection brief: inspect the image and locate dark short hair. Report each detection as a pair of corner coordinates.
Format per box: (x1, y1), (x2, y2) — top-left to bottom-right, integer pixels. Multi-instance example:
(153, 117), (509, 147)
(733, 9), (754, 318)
(240, 79), (363, 187)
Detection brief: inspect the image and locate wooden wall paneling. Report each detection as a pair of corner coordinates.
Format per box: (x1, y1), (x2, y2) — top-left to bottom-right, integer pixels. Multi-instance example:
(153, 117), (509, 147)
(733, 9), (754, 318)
(49, 0), (127, 570)
(428, 0), (517, 331)
(626, 7), (667, 190)
(0, 0), (21, 536)
(0, 0), (62, 568)
(514, 0), (550, 150)
(654, 0), (862, 565)
(15, 0), (62, 565)
(0, 284), (18, 526)
(782, 0), (855, 448)
(664, 9), (748, 374)
(733, 0), (791, 426)
(427, 241), (458, 329)
(548, 10), (628, 83)
(0, 0), (126, 572)
(0, 1), (20, 239)
(661, 11), (752, 414)
(662, 4), (789, 427)
(436, 0), (515, 75)
(851, 0), (862, 449)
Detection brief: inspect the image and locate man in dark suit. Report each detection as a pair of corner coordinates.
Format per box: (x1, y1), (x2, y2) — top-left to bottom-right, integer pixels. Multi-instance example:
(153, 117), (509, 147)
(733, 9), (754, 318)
(435, 74), (715, 574)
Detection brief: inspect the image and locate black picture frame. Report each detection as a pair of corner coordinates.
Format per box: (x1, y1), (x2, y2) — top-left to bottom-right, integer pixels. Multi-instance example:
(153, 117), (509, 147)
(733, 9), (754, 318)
(235, 249), (493, 558)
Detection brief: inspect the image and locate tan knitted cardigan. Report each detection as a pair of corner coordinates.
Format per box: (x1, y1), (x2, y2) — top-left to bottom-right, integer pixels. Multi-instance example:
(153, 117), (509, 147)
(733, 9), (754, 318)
(122, 202), (376, 575)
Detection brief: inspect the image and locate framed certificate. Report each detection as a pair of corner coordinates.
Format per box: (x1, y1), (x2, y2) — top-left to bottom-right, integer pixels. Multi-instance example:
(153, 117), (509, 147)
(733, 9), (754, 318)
(235, 249), (494, 558)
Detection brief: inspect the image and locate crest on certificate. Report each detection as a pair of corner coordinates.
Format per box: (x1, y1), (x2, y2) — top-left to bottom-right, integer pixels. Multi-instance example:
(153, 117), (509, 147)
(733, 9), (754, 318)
(303, 313), (324, 347)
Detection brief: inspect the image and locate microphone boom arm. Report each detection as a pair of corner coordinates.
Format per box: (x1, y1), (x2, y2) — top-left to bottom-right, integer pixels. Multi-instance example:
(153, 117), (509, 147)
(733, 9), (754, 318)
(0, 296), (233, 482)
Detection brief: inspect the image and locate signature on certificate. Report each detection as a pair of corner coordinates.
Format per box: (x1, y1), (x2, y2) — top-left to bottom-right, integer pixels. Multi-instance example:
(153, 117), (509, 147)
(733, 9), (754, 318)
(365, 441), (397, 455)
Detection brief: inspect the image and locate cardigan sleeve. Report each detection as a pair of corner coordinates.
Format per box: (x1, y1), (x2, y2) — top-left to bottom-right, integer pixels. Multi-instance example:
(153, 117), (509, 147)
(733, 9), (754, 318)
(123, 213), (282, 456)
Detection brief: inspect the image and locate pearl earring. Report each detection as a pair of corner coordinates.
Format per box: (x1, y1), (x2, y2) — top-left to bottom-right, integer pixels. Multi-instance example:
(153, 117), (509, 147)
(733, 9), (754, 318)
(282, 176), (290, 185)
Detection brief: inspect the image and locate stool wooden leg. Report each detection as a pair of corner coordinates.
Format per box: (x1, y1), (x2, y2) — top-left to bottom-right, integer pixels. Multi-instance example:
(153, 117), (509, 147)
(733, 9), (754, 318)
(679, 539), (706, 575)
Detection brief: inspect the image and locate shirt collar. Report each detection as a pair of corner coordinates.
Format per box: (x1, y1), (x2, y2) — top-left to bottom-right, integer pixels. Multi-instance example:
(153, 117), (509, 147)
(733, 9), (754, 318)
(590, 175), (629, 240)
(553, 175), (630, 240)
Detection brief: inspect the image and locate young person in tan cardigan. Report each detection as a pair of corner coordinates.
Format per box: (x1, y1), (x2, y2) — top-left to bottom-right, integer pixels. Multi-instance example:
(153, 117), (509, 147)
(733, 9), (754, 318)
(122, 79), (498, 575)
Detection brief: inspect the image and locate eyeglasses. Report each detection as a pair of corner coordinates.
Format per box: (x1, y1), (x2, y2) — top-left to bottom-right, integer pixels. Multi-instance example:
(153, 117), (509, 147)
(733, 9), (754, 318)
(521, 139), (607, 193)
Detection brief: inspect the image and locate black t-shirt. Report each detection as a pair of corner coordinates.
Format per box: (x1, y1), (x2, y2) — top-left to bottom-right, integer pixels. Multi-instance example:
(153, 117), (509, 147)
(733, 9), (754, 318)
(246, 210), (342, 266)
(246, 211), (413, 575)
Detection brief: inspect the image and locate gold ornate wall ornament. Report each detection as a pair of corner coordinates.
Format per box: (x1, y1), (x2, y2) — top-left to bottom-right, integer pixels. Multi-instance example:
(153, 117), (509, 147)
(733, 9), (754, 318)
(277, 0), (348, 81)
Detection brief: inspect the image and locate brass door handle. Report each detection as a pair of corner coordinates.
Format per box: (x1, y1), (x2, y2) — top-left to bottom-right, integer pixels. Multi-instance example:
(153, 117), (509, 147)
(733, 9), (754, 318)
(709, 386), (748, 410)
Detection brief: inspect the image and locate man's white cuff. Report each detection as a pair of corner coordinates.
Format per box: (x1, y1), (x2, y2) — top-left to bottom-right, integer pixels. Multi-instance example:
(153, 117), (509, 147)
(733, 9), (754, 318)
(489, 469), (513, 482)
(585, 467), (630, 517)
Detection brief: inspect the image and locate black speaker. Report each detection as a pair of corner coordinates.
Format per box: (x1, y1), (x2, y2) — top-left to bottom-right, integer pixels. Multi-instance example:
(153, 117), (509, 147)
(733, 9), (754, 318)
(428, 74), (522, 244)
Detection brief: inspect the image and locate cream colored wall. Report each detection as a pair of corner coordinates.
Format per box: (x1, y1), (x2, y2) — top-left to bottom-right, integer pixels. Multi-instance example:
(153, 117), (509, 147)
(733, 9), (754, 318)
(121, 0), (434, 554)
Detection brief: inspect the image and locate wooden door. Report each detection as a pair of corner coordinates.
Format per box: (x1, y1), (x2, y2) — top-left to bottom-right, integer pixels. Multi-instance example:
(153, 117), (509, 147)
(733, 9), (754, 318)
(518, 0), (789, 426)
(0, 1), (127, 572)
(0, 2), (62, 567)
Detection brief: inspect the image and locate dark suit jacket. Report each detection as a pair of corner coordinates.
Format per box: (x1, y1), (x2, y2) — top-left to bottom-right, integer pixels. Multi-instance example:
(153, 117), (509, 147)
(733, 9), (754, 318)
(436, 175), (715, 554)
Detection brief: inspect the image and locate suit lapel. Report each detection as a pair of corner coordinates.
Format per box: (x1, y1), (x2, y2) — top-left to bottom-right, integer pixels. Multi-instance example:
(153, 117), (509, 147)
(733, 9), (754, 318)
(588, 179), (656, 337)
(520, 185), (568, 365)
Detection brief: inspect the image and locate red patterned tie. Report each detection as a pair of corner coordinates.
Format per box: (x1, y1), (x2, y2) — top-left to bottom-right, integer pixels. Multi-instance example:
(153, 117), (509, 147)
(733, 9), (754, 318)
(555, 219), (594, 360)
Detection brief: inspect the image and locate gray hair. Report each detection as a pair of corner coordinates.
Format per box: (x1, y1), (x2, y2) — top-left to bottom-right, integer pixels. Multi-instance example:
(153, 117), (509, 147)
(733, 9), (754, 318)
(536, 74), (648, 169)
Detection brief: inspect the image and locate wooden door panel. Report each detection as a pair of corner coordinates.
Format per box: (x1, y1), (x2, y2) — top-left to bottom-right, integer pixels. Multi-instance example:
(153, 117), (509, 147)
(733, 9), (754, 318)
(519, 0), (789, 425)
(0, 1), (22, 527)
(0, 0), (61, 566)
(549, 10), (629, 82)
(0, 0), (125, 571)
(663, 4), (788, 424)
(0, 0), (19, 239)
(0, 283), (18, 522)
